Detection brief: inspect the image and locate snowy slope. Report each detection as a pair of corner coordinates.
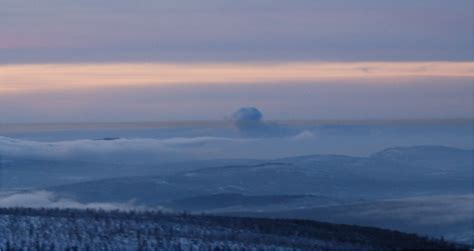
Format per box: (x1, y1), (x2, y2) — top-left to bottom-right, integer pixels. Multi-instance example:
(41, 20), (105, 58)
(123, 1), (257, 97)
(0, 207), (467, 251)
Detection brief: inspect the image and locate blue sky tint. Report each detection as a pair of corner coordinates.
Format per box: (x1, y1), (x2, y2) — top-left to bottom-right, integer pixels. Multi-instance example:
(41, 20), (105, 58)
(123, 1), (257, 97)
(1, 0), (472, 62)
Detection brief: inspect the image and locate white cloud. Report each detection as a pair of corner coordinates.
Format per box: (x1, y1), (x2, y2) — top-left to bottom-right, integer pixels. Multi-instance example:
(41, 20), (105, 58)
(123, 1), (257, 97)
(292, 130), (316, 141)
(0, 136), (250, 163)
(0, 191), (142, 210)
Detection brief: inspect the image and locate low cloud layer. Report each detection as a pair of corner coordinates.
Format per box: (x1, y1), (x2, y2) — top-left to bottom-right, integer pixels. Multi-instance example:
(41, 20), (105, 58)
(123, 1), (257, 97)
(0, 130), (322, 167)
(0, 136), (248, 163)
(0, 191), (140, 210)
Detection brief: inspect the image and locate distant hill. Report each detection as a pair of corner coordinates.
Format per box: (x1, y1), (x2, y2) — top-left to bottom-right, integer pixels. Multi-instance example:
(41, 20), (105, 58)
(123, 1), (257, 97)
(163, 193), (342, 212)
(220, 194), (474, 245)
(47, 145), (473, 205)
(0, 207), (468, 251)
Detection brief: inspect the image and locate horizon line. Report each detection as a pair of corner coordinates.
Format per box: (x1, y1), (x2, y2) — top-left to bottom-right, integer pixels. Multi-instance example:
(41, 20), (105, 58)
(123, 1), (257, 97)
(1, 117), (472, 129)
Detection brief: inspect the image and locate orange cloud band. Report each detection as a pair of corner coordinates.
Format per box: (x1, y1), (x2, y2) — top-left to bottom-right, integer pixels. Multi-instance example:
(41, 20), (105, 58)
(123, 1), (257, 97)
(1, 61), (473, 94)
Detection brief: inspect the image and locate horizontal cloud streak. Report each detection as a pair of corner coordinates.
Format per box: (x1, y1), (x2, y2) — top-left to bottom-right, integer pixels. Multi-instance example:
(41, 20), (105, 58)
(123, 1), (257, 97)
(1, 61), (473, 94)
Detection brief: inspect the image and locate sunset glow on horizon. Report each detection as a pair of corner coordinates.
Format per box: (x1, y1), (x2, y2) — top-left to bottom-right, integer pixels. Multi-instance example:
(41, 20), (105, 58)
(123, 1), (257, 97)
(1, 61), (473, 94)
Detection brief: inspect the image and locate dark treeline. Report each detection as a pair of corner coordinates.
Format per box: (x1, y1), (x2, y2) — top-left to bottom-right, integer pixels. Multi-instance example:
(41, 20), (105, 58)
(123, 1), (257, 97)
(0, 207), (469, 251)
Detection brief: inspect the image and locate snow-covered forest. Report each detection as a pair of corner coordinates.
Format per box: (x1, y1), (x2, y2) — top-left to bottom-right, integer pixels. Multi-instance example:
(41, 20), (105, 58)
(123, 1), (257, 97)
(0, 207), (467, 251)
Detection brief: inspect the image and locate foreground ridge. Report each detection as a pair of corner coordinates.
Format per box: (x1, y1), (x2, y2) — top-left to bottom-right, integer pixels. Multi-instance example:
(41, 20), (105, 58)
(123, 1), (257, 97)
(0, 207), (468, 251)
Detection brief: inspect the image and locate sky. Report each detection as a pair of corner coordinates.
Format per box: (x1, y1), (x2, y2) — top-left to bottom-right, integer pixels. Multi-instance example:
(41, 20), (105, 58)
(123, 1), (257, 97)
(0, 0), (473, 123)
